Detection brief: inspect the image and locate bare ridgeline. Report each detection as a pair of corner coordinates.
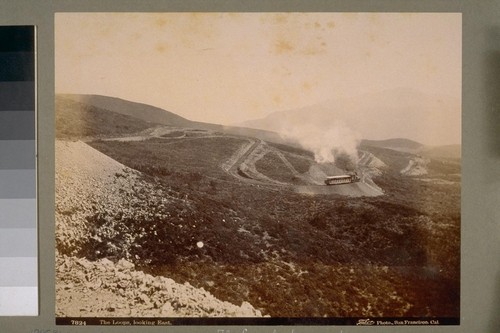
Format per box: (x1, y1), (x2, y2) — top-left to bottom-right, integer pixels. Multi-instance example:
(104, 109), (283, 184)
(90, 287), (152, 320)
(55, 94), (460, 325)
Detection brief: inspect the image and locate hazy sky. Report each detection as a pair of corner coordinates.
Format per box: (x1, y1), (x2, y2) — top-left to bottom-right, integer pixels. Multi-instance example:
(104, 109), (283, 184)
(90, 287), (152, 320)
(55, 12), (461, 126)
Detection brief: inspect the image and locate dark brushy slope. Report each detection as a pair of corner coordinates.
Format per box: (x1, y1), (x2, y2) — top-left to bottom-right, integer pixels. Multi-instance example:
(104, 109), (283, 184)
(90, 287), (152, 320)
(83, 136), (460, 319)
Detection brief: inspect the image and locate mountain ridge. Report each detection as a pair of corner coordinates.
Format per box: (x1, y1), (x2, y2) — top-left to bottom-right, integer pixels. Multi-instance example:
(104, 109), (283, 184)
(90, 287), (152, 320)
(59, 94), (194, 127)
(57, 92), (460, 159)
(57, 93), (287, 144)
(238, 88), (461, 147)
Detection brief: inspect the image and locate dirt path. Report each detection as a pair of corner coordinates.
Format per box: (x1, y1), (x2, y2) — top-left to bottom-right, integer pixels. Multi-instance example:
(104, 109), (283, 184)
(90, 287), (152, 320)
(100, 125), (384, 196)
(221, 138), (256, 173)
(102, 126), (214, 142)
(223, 139), (289, 185)
(221, 139), (385, 197)
(274, 150), (301, 177)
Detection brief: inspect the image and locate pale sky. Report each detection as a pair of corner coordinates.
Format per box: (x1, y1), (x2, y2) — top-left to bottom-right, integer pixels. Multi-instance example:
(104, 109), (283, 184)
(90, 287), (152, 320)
(55, 12), (461, 126)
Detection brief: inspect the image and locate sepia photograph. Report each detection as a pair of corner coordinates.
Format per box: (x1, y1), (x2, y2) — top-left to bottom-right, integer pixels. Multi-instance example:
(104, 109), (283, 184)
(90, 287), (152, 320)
(54, 12), (461, 326)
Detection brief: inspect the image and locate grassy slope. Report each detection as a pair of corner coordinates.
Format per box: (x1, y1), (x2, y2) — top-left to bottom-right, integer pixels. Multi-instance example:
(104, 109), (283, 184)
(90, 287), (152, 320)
(59, 94), (192, 128)
(254, 152), (302, 184)
(92, 137), (244, 180)
(83, 135), (460, 318)
(56, 96), (155, 139)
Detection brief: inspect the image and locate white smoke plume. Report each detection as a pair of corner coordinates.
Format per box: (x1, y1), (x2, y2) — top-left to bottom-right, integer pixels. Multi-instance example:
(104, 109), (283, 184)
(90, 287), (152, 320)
(280, 121), (361, 164)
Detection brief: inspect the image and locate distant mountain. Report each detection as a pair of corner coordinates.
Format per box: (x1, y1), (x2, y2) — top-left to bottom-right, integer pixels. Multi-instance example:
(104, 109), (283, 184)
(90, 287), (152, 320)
(421, 144), (461, 160)
(361, 138), (425, 152)
(361, 138), (461, 160)
(239, 88), (461, 147)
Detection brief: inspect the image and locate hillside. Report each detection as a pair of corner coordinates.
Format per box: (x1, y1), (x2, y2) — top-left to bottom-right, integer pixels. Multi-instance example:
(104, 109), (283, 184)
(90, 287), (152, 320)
(55, 94), (461, 321)
(59, 94), (192, 128)
(55, 95), (156, 138)
(59, 93), (286, 144)
(361, 138), (425, 152)
(55, 140), (262, 317)
(78, 135), (459, 317)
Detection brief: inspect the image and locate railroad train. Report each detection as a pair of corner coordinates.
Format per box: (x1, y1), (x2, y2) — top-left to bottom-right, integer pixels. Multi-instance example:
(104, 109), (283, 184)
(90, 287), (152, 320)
(324, 172), (360, 185)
